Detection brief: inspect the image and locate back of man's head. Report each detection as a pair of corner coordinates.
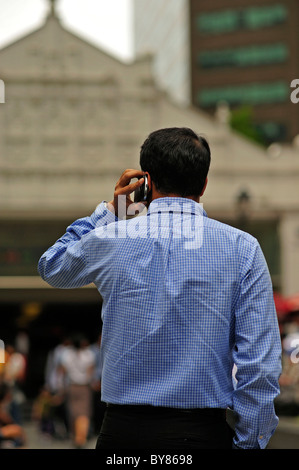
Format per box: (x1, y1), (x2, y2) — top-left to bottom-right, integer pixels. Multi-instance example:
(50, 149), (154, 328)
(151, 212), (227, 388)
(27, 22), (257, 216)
(139, 127), (211, 197)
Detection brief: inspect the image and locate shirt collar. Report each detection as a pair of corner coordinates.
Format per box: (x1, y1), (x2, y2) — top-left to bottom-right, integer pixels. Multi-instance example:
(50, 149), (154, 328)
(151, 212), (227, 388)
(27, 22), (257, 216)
(147, 197), (207, 217)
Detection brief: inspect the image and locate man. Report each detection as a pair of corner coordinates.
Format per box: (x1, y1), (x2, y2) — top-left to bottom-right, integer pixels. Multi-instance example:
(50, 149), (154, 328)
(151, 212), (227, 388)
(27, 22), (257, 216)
(38, 127), (281, 449)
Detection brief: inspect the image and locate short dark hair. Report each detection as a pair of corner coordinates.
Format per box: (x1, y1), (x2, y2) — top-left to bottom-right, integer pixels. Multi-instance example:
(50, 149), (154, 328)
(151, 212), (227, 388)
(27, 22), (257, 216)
(139, 127), (211, 197)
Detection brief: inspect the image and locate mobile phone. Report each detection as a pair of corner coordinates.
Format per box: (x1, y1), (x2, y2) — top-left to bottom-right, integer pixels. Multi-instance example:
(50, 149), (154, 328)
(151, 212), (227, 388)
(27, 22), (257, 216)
(134, 174), (149, 203)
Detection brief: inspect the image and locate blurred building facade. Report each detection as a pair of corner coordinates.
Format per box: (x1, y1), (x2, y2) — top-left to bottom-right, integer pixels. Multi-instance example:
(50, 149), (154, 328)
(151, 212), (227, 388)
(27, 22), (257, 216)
(0, 1), (299, 392)
(134, 0), (299, 145)
(190, 0), (299, 145)
(133, 0), (191, 106)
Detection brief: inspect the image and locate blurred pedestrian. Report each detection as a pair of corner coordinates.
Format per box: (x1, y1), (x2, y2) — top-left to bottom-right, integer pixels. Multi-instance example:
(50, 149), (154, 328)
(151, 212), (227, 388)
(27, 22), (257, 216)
(0, 347), (9, 386)
(32, 386), (55, 437)
(44, 336), (71, 436)
(60, 334), (95, 448)
(0, 382), (26, 448)
(3, 344), (26, 424)
(89, 335), (106, 435)
(45, 336), (71, 395)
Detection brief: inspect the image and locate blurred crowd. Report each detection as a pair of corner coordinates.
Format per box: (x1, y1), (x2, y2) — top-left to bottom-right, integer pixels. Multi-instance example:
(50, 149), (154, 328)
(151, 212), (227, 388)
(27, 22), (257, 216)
(274, 293), (299, 417)
(276, 320), (299, 416)
(0, 331), (105, 449)
(2, 300), (299, 449)
(35, 332), (105, 448)
(0, 332), (28, 448)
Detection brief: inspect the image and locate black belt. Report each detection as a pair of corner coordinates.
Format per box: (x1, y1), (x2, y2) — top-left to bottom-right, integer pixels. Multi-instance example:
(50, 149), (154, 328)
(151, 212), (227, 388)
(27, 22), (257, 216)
(106, 404), (226, 419)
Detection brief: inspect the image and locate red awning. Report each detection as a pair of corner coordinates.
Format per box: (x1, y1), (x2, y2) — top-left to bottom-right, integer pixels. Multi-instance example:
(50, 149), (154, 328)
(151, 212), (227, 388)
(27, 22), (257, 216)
(287, 294), (299, 313)
(274, 292), (291, 319)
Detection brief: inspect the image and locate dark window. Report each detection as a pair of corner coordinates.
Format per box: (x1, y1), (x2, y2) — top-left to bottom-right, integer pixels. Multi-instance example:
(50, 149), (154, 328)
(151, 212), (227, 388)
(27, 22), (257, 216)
(0, 220), (73, 276)
(197, 4), (288, 35)
(197, 81), (289, 108)
(198, 43), (288, 69)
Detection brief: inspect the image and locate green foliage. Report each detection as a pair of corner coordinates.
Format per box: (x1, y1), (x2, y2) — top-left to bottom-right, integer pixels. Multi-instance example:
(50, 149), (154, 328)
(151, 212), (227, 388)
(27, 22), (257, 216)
(229, 105), (266, 146)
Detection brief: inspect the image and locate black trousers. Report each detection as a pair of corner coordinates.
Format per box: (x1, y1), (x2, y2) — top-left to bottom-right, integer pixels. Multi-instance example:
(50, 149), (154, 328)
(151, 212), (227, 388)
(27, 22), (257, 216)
(96, 405), (234, 449)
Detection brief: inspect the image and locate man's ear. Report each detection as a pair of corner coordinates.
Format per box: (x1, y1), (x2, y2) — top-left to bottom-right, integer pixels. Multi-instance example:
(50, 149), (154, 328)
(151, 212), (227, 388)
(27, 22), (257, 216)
(200, 178), (208, 197)
(145, 172), (152, 192)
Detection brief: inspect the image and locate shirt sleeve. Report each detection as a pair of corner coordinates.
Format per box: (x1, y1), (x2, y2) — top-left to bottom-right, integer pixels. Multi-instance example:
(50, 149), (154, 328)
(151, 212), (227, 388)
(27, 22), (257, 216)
(37, 201), (117, 288)
(232, 238), (282, 449)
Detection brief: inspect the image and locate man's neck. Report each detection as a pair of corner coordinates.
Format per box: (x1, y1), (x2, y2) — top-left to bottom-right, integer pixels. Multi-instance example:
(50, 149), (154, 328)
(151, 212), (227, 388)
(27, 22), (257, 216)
(150, 190), (200, 204)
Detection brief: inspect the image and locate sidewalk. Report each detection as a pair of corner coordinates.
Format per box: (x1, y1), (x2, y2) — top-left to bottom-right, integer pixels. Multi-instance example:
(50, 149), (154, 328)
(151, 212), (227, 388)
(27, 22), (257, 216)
(19, 415), (299, 449)
(22, 421), (97, 449)
(267, 416), (299, 449)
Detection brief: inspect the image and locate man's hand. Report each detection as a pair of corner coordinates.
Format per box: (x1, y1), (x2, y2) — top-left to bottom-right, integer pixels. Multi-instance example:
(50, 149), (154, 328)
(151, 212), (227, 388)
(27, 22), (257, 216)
(107, 169), (147, 218)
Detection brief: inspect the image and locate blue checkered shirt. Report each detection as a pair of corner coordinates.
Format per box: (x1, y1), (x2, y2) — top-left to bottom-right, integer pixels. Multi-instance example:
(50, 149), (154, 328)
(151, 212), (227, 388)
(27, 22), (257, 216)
(38, 197), (281, 449)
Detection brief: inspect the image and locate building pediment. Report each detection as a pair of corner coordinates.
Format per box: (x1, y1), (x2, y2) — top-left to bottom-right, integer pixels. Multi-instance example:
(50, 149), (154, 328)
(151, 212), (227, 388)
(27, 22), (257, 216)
(0, 14), (131, 81)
